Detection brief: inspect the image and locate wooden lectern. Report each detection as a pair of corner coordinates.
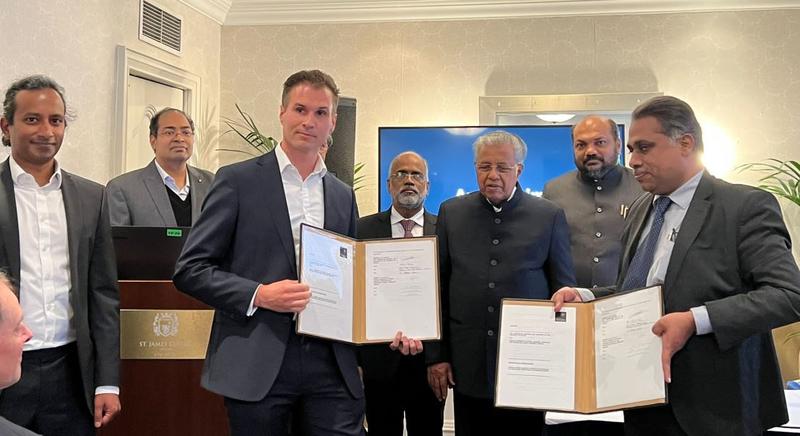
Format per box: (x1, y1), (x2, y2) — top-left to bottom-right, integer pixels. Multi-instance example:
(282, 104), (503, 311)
(98, 281), (228, 436)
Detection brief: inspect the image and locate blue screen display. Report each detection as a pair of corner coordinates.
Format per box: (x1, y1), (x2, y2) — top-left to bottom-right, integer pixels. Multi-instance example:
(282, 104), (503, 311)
(378, 125), (624, 214)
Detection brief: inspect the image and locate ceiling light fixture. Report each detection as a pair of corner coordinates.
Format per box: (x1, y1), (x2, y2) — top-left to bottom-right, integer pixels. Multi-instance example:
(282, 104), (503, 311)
(536, 113), (576, 123)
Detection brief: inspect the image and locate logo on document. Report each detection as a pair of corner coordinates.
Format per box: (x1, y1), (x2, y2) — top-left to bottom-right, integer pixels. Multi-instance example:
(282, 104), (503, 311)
(153, 312), (180, 337)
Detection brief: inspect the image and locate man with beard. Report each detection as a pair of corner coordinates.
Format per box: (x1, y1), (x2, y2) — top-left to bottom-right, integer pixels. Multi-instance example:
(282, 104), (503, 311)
(356, 151), (443, 436)
(543, 115), (643, 289)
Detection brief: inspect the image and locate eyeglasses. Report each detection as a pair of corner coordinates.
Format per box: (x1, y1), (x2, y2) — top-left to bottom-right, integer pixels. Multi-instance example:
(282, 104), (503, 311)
(389, 171), (427, 182)
(159, 128), (194, 138)
(475, 163), (518, 174)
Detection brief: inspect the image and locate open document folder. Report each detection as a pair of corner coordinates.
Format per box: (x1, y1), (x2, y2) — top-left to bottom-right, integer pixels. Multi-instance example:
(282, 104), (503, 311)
(296, 224), (441, 344)
(495, 285), (667, 413)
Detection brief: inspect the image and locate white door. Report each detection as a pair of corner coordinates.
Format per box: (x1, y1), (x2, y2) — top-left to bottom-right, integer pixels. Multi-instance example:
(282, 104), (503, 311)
(124, 75), (184, 172)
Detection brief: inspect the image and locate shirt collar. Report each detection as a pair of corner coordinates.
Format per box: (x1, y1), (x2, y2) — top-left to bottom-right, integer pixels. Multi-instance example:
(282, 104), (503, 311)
(153, 159), (190, 189)
(9, 155), (62, 189)
(275, 142), (328, 178)
(390, 206), (425, 227)
(654, 169), (703, 211)
(485, 186), (517, 212)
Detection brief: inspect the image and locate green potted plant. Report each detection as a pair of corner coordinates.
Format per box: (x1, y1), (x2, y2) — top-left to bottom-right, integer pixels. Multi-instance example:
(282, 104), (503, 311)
(739, 158), (800, 384)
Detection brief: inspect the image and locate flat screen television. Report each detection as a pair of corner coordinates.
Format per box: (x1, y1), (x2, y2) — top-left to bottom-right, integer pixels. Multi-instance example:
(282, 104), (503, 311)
(378, 125), (625, 214)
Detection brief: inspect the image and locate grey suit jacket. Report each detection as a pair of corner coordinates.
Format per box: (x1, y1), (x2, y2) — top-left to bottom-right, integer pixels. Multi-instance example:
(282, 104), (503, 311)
(173, 151), (362, 402)
(602, 172), (800, 435)
(0, 416), (40, 436)
(0, 158), (120, 413)
(105, 159), (214, 226)
(543, 165), (644, 287)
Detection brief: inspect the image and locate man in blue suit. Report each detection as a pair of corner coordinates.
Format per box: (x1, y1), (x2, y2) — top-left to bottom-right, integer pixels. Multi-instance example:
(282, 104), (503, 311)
(174, 70), (418, 436)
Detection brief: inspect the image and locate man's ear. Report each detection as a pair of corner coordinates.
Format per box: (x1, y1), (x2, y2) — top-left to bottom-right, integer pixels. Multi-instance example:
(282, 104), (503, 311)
(679, 133), (696, 156)
(149, 135), (157, 152)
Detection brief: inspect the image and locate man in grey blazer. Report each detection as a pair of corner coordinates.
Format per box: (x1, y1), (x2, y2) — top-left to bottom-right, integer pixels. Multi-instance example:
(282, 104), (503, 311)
(554, 96), (800, 435)
(0, 75), (121, 435)
(105, 108), (214, 226)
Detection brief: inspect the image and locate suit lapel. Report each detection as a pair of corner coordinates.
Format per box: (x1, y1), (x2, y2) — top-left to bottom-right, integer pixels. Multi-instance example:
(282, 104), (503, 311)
(617, 193), (654, 287)
(663, 173), (713, 295)
(0, 159), (21, 295)
(260, 153), (297, 273)
(143, 161), (176, 227)
(60, 172), (82, 304)
(422, 211), (437, 236)
(187, 165), (208, 224)
(323, 175), (339, 232)
(374, 209), (392, 238)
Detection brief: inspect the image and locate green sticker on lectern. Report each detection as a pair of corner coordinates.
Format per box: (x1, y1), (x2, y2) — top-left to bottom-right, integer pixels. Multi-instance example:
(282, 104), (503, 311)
(166, 228), (183, 237)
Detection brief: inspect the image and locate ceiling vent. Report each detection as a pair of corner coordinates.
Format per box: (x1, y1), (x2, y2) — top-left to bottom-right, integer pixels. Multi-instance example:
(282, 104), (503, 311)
(139, 0), (182, 56)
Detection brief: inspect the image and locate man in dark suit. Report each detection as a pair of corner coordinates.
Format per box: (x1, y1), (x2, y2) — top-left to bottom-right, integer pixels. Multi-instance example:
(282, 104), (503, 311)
(105, 108), (214, 227)
(174, 70), (420, 436)
(0, 75), (121, 435)
(357, 151), (443, 436)
(426, 130), (575, 436)
(0, 273), (39, 436)
(553, 96), (800, 436)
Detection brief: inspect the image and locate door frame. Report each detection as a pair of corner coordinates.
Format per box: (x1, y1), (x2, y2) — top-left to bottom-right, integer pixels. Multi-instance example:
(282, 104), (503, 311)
(112, 46), (202, 176)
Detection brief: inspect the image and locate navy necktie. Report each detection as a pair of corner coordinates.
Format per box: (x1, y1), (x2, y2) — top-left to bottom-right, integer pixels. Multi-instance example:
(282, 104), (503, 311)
(621, 196), (672, 291)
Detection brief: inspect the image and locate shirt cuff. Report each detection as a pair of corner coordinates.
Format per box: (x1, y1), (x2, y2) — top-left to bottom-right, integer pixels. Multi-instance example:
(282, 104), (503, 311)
(575, 287), (596, 302)
(95, 386), (120, 396)
(690, 305), (712, 335)
(247, 284), (259, 317)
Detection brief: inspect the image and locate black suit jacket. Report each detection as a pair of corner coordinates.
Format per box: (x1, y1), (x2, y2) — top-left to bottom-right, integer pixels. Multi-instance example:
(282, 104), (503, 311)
(427, 188), (575, 398)
(601, 172), (800, 435)
(173, 151), (363, 401)
(0, 158), (120, 412)
(356, 208), (437, 381)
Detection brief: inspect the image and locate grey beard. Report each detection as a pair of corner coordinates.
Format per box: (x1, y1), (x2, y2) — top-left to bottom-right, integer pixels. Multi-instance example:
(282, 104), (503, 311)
(397, 192), (423, 210)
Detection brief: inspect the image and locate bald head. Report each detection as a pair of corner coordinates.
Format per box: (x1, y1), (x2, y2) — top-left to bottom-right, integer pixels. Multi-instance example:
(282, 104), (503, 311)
(571, 115), (621, 179)
(0, 273), (32, 389)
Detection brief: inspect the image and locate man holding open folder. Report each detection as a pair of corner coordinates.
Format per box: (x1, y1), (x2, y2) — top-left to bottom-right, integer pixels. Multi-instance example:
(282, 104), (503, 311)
(553, 96), (800, 435)
(174, 70), (419, 436)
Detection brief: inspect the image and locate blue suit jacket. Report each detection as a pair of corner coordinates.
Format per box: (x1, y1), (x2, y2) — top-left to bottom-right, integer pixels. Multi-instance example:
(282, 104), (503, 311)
(173, 151), (362, 401)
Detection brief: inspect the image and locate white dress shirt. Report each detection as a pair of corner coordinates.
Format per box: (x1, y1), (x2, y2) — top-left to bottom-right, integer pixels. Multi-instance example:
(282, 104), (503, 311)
(10, 157), (119, 395)
(247, 145), (327, 316)
(10, 157), (74, 351)
(390, 207), (424, 238)
(580, 170), (712, 334)
(154, 159), (190, 200)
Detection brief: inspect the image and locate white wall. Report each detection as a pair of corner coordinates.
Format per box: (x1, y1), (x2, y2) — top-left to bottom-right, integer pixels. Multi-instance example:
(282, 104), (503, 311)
(219, 9), (800, 219)
(0, 0), (222, 183)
